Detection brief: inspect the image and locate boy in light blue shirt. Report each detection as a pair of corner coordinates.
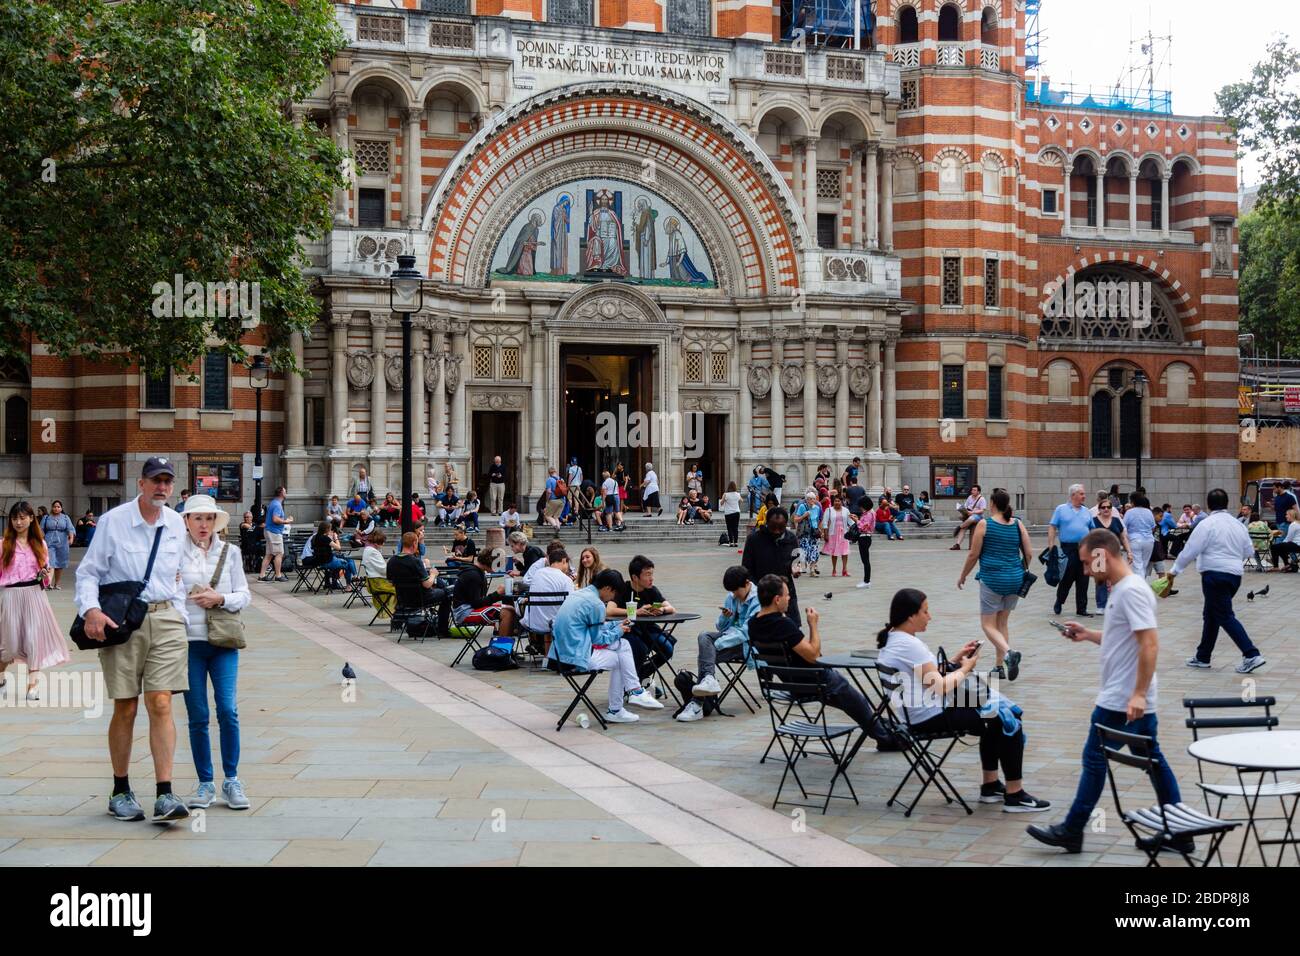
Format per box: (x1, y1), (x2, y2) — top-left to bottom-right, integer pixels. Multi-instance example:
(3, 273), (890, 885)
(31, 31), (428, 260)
(548, 569), (663, 724)
(677, 566), (761, 721)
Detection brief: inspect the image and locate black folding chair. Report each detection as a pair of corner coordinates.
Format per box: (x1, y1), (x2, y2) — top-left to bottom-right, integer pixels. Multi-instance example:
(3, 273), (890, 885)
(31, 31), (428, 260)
(514, 590), (569, 665)
(449, 610), (489, 667)
(1184, 696), (1300, 866)
(756, 665), (862, 814)
(343, 572), (372, 610)
(713, 646), (762, 716)
(1098, 724), (1238, 867)
(750, 637), (829, 765)
(291, 560), (328, 594)
(549, 659), (609, 732)
(874, 663), (973, 817)
(366, 579), (397, 626)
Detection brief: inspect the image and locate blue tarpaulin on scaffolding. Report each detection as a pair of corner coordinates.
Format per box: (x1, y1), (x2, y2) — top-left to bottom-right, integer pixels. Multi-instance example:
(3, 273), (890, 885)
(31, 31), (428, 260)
(786, 0), (876, 41)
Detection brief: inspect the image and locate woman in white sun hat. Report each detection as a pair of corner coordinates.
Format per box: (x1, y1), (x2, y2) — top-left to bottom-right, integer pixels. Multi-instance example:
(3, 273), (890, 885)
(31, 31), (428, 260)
(177, 494), (253, 811)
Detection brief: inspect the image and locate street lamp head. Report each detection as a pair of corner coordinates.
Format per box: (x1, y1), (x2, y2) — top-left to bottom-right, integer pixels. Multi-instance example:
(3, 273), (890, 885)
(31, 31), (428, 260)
(1133, 370), (1147, 397)
(249, 353), (269, 391)
(390, 254), (424, 314)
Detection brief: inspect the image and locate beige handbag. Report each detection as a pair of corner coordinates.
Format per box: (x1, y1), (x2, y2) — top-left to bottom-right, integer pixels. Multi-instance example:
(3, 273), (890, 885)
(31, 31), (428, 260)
(203, 544), (246, 649)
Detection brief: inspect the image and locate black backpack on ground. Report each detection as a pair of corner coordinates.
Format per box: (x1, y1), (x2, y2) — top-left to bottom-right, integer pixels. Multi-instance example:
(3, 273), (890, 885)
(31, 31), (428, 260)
(472, 646), (518, 671)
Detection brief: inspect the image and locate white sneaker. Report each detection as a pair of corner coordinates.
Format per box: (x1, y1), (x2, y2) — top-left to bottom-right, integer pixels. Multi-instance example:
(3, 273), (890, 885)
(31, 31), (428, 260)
(676, 701), (704, 722)
(605, 708), (640, 723)
(1235, 656), (1266, 674)
(692, 674), (722, 697)
(625, 688), (664, 710)
(856, 581), (871, 589)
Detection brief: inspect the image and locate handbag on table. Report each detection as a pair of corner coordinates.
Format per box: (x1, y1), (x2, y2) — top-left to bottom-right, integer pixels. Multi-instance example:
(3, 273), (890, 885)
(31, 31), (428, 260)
(70, 526), (164, 650)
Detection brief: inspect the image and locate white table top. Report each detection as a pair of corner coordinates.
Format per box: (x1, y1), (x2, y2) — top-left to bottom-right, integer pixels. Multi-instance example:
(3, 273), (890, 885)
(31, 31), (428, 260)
(1187, 731), (1300, 771)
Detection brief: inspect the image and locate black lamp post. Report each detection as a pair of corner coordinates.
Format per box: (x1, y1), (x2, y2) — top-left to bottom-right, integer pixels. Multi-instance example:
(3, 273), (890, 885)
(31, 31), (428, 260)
(1132, 370), (1147, 494)
(390, 254), (424, 535)
(249, 353), (269, 522)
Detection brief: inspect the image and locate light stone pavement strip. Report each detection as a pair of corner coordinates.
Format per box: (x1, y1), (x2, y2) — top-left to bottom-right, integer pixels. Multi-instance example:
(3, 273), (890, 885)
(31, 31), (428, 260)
(5, 535), (1297, 867)
(0, 560), (887, 867)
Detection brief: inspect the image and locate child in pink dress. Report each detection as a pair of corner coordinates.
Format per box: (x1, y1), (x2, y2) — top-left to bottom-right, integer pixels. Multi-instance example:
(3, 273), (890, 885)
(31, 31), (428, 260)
(0, 501), (71, 700)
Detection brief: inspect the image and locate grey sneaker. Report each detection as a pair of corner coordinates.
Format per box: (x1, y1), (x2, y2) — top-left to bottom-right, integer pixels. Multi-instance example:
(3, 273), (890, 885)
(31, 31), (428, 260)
(222, 778), (250, 810)
(187, 781), (217, 809)
(152, 792), (190, 824)
(107, 790), (145, 822)
(1235, 656), (1266, 674)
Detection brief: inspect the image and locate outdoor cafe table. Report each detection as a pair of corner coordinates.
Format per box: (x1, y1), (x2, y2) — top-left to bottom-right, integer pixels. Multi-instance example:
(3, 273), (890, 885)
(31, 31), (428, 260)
(634, 611), (701, 706)
(1187, 730), (1300, 867)
(816, 650), (882, 702)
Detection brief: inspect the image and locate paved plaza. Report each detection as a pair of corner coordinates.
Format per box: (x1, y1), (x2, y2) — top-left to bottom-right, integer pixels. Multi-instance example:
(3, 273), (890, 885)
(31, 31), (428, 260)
(1, 535), (1296, 867)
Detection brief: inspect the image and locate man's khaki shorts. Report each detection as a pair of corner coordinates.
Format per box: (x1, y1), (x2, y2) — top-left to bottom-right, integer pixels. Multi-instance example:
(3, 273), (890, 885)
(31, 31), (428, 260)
(99, 604), (189, 700)
(265, 529), (285, 555)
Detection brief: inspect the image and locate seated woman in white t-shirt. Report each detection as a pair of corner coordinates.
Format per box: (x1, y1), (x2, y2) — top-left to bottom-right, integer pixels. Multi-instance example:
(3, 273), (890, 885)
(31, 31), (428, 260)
(360, 530), (388, 580)
(876, 588), (1050, 813)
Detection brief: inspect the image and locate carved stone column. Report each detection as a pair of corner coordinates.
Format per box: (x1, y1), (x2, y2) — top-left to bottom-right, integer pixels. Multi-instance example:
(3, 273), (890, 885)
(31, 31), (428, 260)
(1096, 169), (1106, 230)
(330, 94), (350, 226)
(770, 329), (787, 457)
(866, 146), (879, 249)
(286, 331), (305, 450)
(868, 339), (882, 453)
(329, 313), (350, 449)
(802, 331), (818, 452)
(804, 138), (820, 248)
(428, 319), (447, 456)
(791, 140), (805, 222)
(881, 148), (895, 252)
(449, 321), (469, 460)
(850, 145), (865, 249)
(403, 107), (422, 230)
(528, 322), (546, 498)
(738, 331), (755, 458)
(369, 316), (387, 457)
(1129, 171), (1139, 238)
(1061, 159), (1072, 237)
(1160, 173), (1171, 238)
(410, 320), (426, 454)
(834, 329), (852, 451)
(883, 335), (898, 454)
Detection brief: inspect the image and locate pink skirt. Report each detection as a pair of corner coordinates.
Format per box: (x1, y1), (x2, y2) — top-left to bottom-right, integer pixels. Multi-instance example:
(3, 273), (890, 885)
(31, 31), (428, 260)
(0, 585), (72, 671)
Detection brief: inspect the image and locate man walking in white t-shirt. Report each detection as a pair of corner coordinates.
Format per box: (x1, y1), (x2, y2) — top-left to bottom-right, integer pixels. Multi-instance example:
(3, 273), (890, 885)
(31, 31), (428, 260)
(640, 462), (663, 517)
(1027, 526), (1185, 856)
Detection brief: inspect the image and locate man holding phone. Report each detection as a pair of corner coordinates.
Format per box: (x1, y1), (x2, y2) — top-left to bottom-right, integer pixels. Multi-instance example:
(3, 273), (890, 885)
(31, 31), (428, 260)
(1027, 527), (1186, 855)
(678, 566), (760, 717)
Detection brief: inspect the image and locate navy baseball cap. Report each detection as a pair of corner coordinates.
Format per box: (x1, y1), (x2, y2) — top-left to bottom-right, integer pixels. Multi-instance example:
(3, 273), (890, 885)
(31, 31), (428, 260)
(142, 456), (176, 479)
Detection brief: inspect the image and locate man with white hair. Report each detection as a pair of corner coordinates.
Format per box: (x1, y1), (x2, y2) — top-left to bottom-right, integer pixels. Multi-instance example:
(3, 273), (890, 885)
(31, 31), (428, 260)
(1048, 483), (1095, 617)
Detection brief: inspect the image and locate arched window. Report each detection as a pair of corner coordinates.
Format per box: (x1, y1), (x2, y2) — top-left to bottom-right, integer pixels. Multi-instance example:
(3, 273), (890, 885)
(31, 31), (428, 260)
(938, 154), (963, 195)
(1118, 390), (1141, 459)
(898, 5), (919, 43)
(981, 5), (998, 44)
(4, 395), (27, 456)
(1038, 264), (1181, 343)
(548, 0), (592, 26)
(894, 156), (918, 195)
(982, 155), (1001, 196)
(667, 0), (709, 36)
(938, 3), (961, 41)
(1090, 391), (1113, 459)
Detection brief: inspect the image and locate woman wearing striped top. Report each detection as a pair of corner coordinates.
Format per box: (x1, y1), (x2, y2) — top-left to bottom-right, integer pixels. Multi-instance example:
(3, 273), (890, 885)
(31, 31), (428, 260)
(957, 488), (1032, 681)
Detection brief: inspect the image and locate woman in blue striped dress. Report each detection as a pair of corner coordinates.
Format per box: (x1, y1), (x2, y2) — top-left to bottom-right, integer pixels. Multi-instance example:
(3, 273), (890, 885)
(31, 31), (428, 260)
(957, 488), (1032, 681)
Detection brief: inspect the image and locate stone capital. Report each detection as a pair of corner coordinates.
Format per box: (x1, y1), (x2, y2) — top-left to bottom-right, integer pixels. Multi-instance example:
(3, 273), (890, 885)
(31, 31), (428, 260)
(329, 93), (350, 117)
(834, 326), (857, 342)
(448, 319), (470, 337)
(403, 106), (423, 126)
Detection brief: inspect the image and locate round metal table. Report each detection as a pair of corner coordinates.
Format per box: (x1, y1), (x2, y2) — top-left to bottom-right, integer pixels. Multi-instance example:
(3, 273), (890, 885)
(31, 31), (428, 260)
(1188, 731), (1300, 867)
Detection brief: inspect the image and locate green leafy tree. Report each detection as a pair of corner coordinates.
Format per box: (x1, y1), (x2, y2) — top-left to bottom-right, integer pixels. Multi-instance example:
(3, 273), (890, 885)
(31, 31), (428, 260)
(1219, 36), (1300, 359)
(0, 0), (347, 373)
(1238, 204), (1300, 359)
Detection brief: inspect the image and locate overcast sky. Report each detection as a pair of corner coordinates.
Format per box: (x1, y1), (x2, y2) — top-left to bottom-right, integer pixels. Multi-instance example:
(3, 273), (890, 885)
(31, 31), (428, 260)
(1035, 0), (1300, 187)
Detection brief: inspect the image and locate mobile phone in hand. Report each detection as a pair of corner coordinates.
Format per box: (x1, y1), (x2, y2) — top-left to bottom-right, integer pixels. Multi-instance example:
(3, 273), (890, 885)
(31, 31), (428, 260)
(1049, 620), (1069, 634)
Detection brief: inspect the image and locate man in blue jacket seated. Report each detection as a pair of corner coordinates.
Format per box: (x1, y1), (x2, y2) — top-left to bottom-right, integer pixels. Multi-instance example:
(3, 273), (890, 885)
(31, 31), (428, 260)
(548, 568), (664, 724)
(677, 565), (760, 722)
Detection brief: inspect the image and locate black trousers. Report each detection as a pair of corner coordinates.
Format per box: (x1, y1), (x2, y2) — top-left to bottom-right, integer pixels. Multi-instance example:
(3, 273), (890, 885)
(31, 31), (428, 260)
(1054, 544), (1090, 613)
(857, 535), (872, 583)
(725, 511), (740, 545)
(909, 708), (1025, 780)
(1271, 542), (1300, 568)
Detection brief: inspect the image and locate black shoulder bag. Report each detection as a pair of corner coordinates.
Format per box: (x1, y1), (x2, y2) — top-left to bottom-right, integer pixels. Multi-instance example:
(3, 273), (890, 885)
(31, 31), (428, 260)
(70, 526), (165, 650)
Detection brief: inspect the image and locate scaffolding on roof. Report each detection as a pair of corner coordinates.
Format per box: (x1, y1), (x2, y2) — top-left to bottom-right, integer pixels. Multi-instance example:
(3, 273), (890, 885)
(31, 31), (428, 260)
(1026, 80), (1172, 115)
(1025, 0), (1043, 70)
(782, 0), (876, 48)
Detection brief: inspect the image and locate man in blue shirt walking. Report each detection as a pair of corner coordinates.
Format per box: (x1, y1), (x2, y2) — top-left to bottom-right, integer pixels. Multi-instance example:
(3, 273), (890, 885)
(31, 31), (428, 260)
(1049, 483), (1095, 617)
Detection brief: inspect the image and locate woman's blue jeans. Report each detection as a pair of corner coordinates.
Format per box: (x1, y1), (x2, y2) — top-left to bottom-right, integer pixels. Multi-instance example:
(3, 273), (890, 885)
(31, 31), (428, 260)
(183, 642), (240, 783)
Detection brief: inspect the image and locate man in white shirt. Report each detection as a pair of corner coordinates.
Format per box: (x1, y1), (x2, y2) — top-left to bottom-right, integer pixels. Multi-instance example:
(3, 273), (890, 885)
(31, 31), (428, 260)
(1028, 526), (1185, 855)
(498, 502), (521, 530)
(75, 457), (191, 824)
(950, 484), (987, 551)
(1164, 488), (1264, 673)
(599, 469), (622, 532)
(521, 549), (576, 635)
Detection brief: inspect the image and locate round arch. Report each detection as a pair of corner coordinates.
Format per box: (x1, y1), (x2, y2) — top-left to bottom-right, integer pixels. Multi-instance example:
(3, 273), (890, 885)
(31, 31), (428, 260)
(416, 74), (486, 115)
(423, 83), (806, 294)
(1039, 259), (1193, 344)
(752, 98), (815, 138)
(343, 67), (417, 109)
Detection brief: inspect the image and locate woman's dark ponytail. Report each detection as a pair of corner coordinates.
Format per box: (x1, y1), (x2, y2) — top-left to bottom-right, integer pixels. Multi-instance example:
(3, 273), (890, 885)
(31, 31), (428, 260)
(877, 587), (928, 648)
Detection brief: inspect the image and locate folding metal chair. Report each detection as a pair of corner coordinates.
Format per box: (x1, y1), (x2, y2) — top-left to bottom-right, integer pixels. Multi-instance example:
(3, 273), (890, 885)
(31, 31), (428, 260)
(549, 659), (608, 732)
(514, 590), (569, 665)
(757, 664), (862, 814)
(366, 578), (397, 625)
(1184, 696), (1300, 866)
(1246, 530), (1273, 572)
(291, 561), (327, 594)
(343, 572), (372, 609)
(713, 646), (762, 716)
(449, 607), (491, 666)
(875, 663), (973, 817)
(750, 637), (829, 765)
(1098, 724), (1239, 867)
